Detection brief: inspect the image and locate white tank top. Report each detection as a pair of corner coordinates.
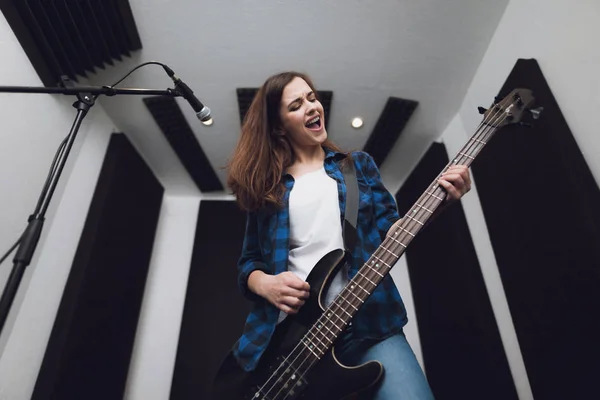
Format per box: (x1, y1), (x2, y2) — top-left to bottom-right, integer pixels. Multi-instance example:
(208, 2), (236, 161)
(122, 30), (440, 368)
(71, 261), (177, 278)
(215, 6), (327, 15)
(278, 167), (348, 323)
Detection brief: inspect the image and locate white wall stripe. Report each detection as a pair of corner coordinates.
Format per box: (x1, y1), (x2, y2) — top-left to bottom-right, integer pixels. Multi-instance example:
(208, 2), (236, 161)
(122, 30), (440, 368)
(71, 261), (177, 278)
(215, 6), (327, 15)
(124, 194), (201, 400)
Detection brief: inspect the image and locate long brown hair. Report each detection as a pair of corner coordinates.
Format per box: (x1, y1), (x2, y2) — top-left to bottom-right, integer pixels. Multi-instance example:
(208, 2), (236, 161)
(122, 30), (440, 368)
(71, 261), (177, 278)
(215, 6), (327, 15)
(227, 71), (342, 212)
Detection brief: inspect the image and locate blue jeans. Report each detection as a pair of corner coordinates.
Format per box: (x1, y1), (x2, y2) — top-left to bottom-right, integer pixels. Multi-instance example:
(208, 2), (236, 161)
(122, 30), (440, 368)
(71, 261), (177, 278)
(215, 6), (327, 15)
(336, 330), (435, 399)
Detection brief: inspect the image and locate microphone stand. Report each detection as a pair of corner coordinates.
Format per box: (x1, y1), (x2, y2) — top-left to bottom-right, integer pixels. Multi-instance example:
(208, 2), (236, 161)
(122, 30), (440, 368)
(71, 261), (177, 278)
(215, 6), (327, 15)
(0, 77), (182, 336)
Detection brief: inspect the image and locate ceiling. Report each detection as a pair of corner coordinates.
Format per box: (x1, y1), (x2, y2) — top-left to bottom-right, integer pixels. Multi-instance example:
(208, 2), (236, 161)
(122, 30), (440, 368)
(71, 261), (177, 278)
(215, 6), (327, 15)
(82, 0), (509, 197)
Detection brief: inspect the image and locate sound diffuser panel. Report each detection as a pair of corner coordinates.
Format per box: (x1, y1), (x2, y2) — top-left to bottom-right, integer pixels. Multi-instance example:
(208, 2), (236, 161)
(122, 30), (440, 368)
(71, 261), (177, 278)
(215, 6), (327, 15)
(471, 58), (600, 399)
(143, 95), (224, 192)
(170, 201), (251, 400)
(396, 142), (517, 400)
(32, 133), (163, 400)
(363, 96), (418, 167)
(0, 0), (142, 86)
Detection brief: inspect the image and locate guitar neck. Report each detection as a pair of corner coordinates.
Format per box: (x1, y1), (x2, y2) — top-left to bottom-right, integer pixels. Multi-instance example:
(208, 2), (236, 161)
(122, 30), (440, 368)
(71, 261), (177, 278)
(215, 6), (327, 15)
(305, 118), (505, 351)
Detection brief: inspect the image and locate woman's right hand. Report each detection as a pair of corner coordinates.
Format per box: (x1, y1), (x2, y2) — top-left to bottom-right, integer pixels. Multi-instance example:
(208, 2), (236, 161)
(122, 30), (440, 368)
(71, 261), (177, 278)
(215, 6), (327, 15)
(248, 270), (310, 315)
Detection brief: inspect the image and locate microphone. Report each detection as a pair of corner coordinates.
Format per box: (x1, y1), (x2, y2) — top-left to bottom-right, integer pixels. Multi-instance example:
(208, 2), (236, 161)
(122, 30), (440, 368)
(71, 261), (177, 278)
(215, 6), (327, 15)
(162, 65), (212, 123)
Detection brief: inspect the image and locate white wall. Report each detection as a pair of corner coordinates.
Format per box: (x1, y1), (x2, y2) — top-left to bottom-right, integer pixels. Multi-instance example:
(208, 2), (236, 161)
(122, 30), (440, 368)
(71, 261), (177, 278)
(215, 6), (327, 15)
(459, 0), (600, 186)
(0, 12), (118, 399)
(438, 1), (600, 399)
(123, 195), (200, 400)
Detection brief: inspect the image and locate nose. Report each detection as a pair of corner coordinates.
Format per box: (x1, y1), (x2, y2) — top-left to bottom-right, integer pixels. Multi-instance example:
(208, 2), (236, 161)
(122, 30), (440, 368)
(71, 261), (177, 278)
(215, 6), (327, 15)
(305, 101), (318, 115)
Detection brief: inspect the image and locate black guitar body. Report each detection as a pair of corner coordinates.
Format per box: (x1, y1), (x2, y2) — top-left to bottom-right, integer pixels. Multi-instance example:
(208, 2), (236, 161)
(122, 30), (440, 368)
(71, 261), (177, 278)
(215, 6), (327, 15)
(211, 249), (383, 400)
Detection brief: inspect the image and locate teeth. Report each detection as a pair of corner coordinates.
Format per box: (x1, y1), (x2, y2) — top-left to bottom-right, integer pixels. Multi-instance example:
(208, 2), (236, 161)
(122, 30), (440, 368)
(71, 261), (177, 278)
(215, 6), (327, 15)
(306, 116), (320, 126)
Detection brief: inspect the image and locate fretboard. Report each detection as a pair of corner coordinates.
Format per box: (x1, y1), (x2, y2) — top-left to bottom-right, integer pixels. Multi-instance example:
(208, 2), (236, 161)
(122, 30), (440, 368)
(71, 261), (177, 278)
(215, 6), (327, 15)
(298, 108), (510, 363)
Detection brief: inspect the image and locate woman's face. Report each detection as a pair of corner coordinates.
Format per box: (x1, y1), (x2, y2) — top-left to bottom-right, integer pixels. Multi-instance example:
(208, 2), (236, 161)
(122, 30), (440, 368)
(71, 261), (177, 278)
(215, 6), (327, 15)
(278, 77), (327, 149)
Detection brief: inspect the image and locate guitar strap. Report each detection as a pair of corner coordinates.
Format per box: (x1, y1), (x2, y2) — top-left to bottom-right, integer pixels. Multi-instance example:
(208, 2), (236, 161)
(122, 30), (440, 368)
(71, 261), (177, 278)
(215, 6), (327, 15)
(341, 157), (359, 254)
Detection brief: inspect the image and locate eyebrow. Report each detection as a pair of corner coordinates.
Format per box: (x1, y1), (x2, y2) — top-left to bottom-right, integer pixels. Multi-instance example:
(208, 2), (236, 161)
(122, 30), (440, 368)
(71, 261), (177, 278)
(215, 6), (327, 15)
(287, 91), (315, 109)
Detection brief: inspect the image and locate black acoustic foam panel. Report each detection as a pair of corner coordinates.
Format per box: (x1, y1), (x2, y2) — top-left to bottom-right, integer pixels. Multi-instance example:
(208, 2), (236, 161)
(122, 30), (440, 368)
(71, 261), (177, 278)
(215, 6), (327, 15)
(144, 95), (224, 192)
(0, 0), (142, 86)
(32, 133), (163, 400)
(471, 58), (600, 399)
(363, 96), (418, 167)
(170, 200), (251, 400)
(396, 142), (517, 400)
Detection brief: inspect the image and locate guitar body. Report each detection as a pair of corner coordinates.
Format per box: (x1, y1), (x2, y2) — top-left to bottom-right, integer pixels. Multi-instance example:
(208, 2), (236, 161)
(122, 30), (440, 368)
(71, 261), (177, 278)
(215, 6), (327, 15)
(211, 249), (383, 400)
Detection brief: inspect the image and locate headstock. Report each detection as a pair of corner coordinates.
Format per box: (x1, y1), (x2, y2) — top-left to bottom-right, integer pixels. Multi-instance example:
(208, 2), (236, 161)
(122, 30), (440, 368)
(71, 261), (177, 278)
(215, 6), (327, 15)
(477, 89), (543, 128)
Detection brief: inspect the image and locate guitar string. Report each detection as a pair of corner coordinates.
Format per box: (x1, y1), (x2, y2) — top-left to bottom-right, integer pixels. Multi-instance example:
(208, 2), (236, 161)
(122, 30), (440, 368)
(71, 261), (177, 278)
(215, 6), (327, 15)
(260, 98), (515, 400)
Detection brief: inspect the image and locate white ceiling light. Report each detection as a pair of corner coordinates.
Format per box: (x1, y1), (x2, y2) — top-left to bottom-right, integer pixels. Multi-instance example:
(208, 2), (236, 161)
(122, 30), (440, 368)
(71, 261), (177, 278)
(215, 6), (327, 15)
(351, 117), (363, 129)
(201, 118), (214, 126)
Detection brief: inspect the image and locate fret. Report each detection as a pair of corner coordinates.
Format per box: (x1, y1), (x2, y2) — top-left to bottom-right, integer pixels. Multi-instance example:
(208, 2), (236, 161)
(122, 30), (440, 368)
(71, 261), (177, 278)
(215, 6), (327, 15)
(458, 151), (475, 160)
(389, 235), (408, 248)
(398, 226), (415, 237)
(346, 289), (364, 303)
(339, 296), (359, 311)
(336, 304), (353, 318)
(417, 203), (434, 214)
(301, 339), (323, 358)
(357, 271), (376, 287)
(369, 256), (390, 272)
(425, 191), (444, 201)
(320, 314), (343, 333)
(323, 310), (347, 328)
(471, 137), (487, 145)
(367, 265), (384, 278)
(306, 330), (330, 348)
(349, 281), (371, 296)
(380, 244), (399, 258)
(406, 215), (424, 226)
(316, 319), (337, 337)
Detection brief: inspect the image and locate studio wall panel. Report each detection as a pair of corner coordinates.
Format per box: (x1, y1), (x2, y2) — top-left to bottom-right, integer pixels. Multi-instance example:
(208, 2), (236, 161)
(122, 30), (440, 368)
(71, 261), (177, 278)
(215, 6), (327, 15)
(363, 96), (418, 167)
(0, 0), (142, 86)
(396, 142), (517, 400)
(170, 200), (251, 400)
(471, 58), (600, 399)
(32, 133), (163, 400)
(143, 95), (224, 192)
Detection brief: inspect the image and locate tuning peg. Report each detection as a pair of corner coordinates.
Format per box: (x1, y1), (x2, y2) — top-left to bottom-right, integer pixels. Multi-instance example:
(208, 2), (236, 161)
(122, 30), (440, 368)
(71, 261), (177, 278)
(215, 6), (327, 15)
(477, 106), (487, 115)
(528, 107), (544, 120)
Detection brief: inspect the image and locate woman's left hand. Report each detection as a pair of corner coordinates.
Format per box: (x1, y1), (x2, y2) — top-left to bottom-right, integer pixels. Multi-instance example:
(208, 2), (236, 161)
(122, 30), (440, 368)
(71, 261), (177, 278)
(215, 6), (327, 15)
(438, 165), (471, 202)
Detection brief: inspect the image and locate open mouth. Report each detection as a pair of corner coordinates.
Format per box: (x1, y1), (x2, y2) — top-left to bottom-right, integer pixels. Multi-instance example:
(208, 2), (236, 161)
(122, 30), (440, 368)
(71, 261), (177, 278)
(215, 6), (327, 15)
(305, 115), (322, 130)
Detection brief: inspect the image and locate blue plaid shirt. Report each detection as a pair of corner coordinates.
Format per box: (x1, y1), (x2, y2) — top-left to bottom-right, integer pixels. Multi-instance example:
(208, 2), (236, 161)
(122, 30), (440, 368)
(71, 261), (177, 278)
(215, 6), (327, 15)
(233, 148), (408, 371)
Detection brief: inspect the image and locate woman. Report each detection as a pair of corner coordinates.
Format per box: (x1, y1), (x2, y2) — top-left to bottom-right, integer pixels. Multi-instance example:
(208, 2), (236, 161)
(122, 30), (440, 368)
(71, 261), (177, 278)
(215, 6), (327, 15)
(224, 71), (471, 399)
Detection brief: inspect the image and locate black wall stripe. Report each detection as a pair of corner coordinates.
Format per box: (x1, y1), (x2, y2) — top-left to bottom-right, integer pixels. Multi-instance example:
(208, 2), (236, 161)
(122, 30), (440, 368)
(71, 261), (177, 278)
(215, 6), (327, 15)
(471, 58), (600, 399)
(170, 200), (251, 400)
(0, 0), (142, 86)
(143, 95), (224, 192)
(32, 133), (163, 400)
(236, 88), (333, 129)
(363, 96), (418, 167)
(396, 142), (517, 400)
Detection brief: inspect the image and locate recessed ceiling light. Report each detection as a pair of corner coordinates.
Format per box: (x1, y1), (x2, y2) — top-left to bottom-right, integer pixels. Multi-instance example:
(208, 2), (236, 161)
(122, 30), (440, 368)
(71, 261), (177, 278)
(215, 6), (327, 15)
(351, 117), (363, 129)
(201, 118), (214, 126)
